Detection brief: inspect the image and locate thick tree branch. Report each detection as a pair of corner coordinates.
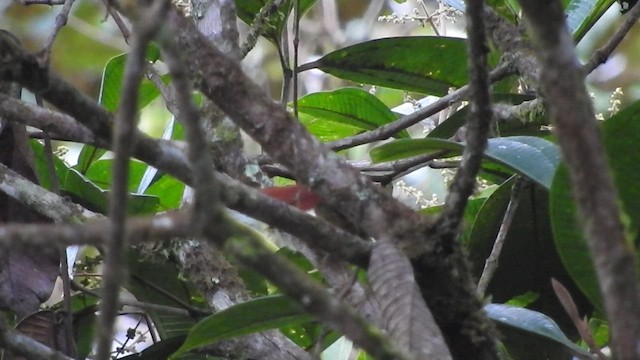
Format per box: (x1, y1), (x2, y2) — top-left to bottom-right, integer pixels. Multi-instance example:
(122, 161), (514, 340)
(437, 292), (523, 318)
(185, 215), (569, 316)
(413, 1), (501, 359)
(167, 9), (430, 248)
(0, 95), (98, 145)
(518, 1), (640, 359)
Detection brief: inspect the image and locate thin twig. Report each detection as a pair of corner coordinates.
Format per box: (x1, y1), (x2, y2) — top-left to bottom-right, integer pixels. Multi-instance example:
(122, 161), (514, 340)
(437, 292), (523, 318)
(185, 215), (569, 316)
(130, 274), (211, 317)
(326, 62), (514, 151)
(292, 0), (300, 118)
(71, 280), (210, 317)
(436, 0), (495, 238)
(22, 0), (66, 3)
(584, 3), (640, 74)
(477, 177), (524, 297)
(240, 0), (286, 56)
(96, 3), (168, 360)
(39, 0), (77, 64)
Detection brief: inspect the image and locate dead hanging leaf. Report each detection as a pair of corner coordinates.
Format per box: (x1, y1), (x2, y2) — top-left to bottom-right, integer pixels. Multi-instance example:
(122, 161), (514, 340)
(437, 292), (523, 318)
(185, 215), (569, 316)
(0, 74), (59, 319)
(368, 242), (452, 359)
(2, 310), (76, 360)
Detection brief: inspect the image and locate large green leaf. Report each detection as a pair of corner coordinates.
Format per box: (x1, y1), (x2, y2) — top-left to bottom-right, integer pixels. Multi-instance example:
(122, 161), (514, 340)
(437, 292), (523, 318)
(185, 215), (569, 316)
(484, 304), (593, 359)
(300, 37), (469, 96)
(550, 167), (601, 309)
(170, 295), (313, 359)
(84, 159), (149, 192)
(370, 136), (560, 189)
(566, 0), (616, 42)
(468, 178), (591, 330)
(550, 99), (640, 310)
(99, 51), (165, 113)
(62, 168), (160, 214)
(296, 88), (408, 141)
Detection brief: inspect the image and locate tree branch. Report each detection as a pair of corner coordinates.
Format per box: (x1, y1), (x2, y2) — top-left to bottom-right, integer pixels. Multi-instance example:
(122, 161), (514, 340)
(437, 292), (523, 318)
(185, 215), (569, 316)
(518, 1), (640, 359)
(167, 9), (430, 249)
(96, 3), (168, 360)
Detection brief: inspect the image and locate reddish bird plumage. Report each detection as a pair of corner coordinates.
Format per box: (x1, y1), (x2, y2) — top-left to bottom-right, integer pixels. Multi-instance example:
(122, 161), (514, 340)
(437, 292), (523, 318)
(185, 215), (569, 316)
(260, 185), (322, 211)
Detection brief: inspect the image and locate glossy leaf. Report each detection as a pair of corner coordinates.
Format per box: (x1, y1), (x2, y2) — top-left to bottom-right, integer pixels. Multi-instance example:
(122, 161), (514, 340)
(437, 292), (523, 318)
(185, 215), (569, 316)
(296, 88), (408, 141)
(550, 99), (640, 310)
(301, 37), (468, 96)
(371, 136), (560, 189)
(484, 304), (593, 358)
(171, 295), (312, 358)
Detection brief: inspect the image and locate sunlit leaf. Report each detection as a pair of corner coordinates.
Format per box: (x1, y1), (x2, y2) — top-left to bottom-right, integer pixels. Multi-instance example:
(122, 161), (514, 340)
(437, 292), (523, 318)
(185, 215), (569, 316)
(296, 88), (408, 141)
(301, 37), (468, 96)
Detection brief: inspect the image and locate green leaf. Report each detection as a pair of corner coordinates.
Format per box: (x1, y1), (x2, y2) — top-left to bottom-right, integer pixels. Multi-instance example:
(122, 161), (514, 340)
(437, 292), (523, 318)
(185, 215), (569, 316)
(296, 88), (408, 141)
(505, 292), (540, 308)
(550, 166), (602, 310)
(550, 99), (640, 311)
(484, 304), (593, 358)
(427, 94), (538, 140)
(62, 168), (160, 215)
(127, 250), (201, 341)
(235, 0), (317, 44)
(301, 37), (468, 96)
(99, 52), (166, 112)
(371, 136), (560, 189)
(30, 140), (70, 191)
(171, 295), (313, 359)
(85, 159), (149, 192)
(144, 174), (185, 210)
(76, 146), (107, 175)
(566, 0), (616, 42)
(63, 168), (109, 213)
